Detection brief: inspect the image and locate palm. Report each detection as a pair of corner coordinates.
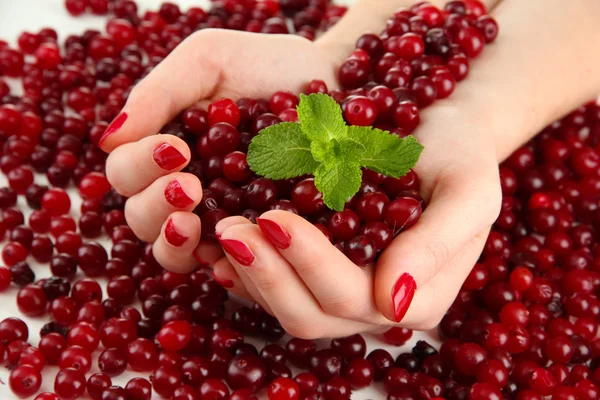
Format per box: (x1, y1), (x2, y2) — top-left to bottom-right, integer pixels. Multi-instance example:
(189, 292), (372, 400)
(197, 30), (340, 102)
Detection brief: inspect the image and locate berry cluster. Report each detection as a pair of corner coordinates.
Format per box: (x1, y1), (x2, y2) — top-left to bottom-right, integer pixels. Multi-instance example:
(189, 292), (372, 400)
(1, 0), (596, 400)
(186, 2), (496, 266)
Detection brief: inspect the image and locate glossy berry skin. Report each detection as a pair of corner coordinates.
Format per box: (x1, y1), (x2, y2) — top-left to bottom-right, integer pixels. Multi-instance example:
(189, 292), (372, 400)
(226, 354), (267, 392)
(127, 338), (158, 372)
(157, 320), (192, 351)
(209, 99), (241, 127)
(98, 348), (128, 377)
(223, 151), (251, 182)
(65, 0), (87, 16)
(16, 284), (47, 317)
(151, 366), (182, 398)
(385, 197), (423, 231)
(9, 364), (42, 398)
(125, 378), (152, 400)
(291, 179), (324, 215)
(344, 358), (374, 389)
(198, 379), (230, 400)
(343, 96), (377, 126)
(207, 123), (241, 156)
(345, 236), (376, 266)
(41, 188), (71, 216)
(268, 377), (300, 400)
(87, 373), (112, 400)
(54, 368), (87, 400)
(329, 210), (360, 241)
(456, 26), (485, 58)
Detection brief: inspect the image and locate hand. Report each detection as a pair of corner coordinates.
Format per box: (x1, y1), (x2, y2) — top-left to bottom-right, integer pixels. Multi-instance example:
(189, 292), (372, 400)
(210, 83), (502, 339)
(101, 29), (340, 272)
(210, 0), (600, 338)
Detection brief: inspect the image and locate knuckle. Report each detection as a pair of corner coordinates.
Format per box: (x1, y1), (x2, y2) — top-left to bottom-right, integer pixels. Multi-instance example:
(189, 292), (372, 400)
(280, 320), (323, 340)
(322, 296), (365, 320)
(423, 239), (451, 274)
(124, 201), (156, 243)
(105, 153), (136, 198)
(412, 313), (445, 332)
(480, 181), (503, 226)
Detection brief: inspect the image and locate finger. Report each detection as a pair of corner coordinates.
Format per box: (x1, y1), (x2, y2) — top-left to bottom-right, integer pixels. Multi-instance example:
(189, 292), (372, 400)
(219, 222), (375, 339)
(398, 228), (490, 330)
(125, 172), (202, 242)
(192, 242), (224, 267)
(106, 134), (191, 197)
(212, 257), (255, 303)
(375, 168), (501, 323)
(215, 216), (254, 238)
(430, 0), (503, 10)
(152, 211), (201, 274)
(98, 29), (225, 152)
(256, 210), (378, 322)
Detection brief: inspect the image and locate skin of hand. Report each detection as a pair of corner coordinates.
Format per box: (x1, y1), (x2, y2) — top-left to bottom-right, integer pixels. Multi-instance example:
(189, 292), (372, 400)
(101, 0), (600, 338)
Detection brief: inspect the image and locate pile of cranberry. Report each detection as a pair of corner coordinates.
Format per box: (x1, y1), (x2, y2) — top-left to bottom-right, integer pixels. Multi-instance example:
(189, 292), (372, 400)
(1, 0), (599, 399)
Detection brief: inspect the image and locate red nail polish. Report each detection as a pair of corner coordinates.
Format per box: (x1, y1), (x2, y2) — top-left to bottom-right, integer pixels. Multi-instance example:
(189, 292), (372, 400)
(164, 180), (194, 208)
(165, 218), (188, 247)
(219, 239), (254, 266)
(391, 273), (417, 323)
(99, 112), (127, 145)
(153, 142), (187, 170)
(212, 271), (234, 288)
(257, 218), (291, 249)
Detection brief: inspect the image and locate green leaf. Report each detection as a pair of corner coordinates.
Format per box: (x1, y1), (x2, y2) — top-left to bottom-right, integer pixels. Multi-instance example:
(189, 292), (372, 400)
(348, 126), (424, 178)
(247, 122), (319, 180)
(314, 161), (362, 212)
(297, 93), (347, 142)
(311, 138), (365, 165)
(338, 138), (366, 163)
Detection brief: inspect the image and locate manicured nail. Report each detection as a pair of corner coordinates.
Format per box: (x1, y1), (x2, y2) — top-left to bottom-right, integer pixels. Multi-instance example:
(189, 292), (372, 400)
(153, 142), (187, 170)
(164, 218), (187, 247)
(212, 271), (234, 288)
(257, 218), (291, 249)
(164, 180), (194, 208)
(219, 239), (254, 266)
(391, 273), (417, 323)
(99, 112), (127, 145)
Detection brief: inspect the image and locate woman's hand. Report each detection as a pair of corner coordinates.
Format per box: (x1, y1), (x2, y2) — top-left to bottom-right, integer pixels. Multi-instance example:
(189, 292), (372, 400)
(209, 0), (600, 338)
(102, 0), (600, 339)
(100, 29), (341, 271)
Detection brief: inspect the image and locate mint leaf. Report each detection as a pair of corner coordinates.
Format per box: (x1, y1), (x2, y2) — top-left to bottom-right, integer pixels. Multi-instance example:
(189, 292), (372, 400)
(338, 138), (366, 163)
(297, 93), (347, 142)
(247, 94), (425, 212)
(314, 161), (362, 212)
(311, 138), (365, 165)
(247, 122), (319, 180)
(348, 126), (424, 178)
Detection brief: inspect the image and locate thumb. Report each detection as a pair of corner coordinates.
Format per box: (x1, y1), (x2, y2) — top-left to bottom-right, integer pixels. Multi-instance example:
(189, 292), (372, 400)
(375, 167), (501, 324)
(98, 29), (232, 152)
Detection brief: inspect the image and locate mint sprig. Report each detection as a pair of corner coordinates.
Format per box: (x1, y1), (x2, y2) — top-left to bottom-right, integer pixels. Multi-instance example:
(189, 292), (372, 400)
(247, 93), (424, 211)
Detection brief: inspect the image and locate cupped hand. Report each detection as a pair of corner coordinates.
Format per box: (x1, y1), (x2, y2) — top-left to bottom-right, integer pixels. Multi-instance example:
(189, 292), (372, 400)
(101, 29), (340, 272)
(211, 92), (502, 339)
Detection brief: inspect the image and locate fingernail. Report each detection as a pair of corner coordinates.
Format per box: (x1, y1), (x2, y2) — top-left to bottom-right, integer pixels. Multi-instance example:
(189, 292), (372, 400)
(165, 180), (194, 208)
(219, 238), (254, 266)
(99, 112), (127, 145)
(212, 271), (234, 288)
(257, 218), (291, 249)
(164, 218), (188, 247)
(153, 142), (187, 170)
(391, 273), (417, 323)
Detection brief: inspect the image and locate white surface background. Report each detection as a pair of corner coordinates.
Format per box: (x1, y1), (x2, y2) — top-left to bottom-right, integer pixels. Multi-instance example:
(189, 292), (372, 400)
(0, 1), (440, 398)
